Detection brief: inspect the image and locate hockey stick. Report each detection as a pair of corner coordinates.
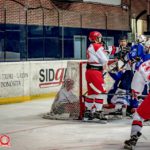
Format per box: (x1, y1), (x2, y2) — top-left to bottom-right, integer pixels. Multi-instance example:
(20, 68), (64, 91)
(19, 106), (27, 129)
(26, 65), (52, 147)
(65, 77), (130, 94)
(82, 91), (147, 98)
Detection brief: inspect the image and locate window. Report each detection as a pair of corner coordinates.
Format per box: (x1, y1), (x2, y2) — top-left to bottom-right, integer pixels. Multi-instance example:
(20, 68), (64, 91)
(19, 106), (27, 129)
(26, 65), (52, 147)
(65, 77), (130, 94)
(74, 36), (87, 59)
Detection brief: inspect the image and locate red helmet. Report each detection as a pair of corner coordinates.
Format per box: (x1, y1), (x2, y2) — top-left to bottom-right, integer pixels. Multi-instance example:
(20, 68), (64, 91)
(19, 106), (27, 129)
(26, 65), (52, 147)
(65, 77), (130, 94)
(89, 31), (102, 41)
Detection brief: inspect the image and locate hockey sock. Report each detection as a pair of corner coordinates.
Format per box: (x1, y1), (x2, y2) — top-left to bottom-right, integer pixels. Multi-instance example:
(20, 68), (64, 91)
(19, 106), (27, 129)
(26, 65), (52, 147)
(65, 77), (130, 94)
(131, 120), (143, 136)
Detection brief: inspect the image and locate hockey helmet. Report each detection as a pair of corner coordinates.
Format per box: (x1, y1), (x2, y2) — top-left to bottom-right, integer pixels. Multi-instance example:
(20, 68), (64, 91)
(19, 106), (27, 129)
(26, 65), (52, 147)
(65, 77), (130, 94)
(137, 35), (147, 43)
(89, 31), (102, 42)
(145, 40), (150, 48)
(64, 78), (74, 91)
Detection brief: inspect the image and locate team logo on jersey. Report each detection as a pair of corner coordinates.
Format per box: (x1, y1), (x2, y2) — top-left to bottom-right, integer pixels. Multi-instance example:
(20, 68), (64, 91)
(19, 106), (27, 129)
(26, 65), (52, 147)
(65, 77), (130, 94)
(130, 49), (137, 57)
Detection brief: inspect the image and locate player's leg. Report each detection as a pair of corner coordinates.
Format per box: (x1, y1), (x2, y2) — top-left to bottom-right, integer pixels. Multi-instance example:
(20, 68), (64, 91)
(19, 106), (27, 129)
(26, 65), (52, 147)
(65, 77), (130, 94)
(85, 69), (107, 120)
(124, 112), (143, 150)
(83, 96), (94, 120)
(110, 88), (128, 115)
(88, 70), (108, 120)
(124, 94), (150, 149)
(137, 93), (150, 120)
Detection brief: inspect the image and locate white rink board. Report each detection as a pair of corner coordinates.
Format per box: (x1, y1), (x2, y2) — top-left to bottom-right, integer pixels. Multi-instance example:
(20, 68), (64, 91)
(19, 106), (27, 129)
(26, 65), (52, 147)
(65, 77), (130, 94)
(0, 61), (68, 99)
(0, 60), (114, 102)
(0, 62), (30, 98)
(30, 61), (67, 95)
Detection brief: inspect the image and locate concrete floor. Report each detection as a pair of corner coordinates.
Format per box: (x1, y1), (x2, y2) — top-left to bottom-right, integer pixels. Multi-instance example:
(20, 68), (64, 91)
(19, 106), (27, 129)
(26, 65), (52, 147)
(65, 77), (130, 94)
(0, 99), (150, 150)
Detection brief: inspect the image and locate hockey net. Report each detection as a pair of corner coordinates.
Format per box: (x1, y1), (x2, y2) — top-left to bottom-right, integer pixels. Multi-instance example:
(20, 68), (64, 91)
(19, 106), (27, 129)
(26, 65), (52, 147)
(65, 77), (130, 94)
(44, 60), (115, 120)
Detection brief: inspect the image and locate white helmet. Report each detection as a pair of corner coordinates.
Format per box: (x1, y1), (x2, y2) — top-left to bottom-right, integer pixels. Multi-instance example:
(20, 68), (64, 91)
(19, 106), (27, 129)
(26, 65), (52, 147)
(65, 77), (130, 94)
(145, 40), (150, 48)
(137, 35), (147, 43)
(145, 40), (150, 53)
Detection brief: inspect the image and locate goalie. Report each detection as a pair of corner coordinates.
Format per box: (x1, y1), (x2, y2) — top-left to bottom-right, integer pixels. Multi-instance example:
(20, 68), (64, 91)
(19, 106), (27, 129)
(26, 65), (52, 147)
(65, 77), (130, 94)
(45, 78), (79, 119)
(84, 31), (108, 121)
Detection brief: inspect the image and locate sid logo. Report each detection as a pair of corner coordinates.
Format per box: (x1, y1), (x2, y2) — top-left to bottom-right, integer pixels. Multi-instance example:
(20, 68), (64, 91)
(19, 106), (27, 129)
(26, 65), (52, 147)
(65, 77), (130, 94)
(0, 134), (11, 147)
(39, 68), (67, 88)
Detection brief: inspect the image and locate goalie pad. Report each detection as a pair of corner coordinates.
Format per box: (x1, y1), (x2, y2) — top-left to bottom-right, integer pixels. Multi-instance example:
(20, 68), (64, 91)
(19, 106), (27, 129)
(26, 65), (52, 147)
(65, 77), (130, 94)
(49, 79), (79, 119)
(111, 88), (130, 106)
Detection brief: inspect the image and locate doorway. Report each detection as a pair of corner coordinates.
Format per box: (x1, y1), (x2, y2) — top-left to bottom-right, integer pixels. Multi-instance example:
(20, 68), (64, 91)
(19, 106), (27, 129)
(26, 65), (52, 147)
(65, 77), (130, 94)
(74, 36), (87, 59)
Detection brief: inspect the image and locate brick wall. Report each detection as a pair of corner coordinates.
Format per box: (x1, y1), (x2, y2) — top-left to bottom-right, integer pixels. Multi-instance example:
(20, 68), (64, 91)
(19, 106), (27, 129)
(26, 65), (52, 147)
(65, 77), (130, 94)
(0, 0), (149, 31)
(53, 0), (130, 30)
(0, 0), (57, 25)
(131, 0), (148, 19)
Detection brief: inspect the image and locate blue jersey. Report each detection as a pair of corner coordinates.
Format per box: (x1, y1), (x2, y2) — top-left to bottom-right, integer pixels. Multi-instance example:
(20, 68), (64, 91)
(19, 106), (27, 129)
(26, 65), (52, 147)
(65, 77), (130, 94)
(109, 71), (123, 89)
(135, 54), (150, 70)
(143, 54), (150, 61)
(107, 71), (123, 104)
(134, 59), (143, 70)
(128, 43), (145, 60)
(118, 70), (134, 91)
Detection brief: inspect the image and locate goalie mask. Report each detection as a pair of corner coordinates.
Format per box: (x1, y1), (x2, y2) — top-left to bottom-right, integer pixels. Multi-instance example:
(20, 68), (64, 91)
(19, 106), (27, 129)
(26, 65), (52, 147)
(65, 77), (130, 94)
(64, 78), (74, 91)
(89, 31), (102, 43)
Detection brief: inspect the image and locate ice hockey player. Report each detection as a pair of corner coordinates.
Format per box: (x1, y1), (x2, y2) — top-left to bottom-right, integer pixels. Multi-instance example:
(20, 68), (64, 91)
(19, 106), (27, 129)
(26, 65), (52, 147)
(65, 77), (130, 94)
(129, 35), (146, 58)
(124, 59), (150, 150)
(114, 36), (130, 61)
(105, 36), (134, 114)
(46, 78), (79, 119)
(127, 35), (147, 72)
(107, 36), (130, 104)
(84, 31), (108, 121)
(107, 35), (148, 114)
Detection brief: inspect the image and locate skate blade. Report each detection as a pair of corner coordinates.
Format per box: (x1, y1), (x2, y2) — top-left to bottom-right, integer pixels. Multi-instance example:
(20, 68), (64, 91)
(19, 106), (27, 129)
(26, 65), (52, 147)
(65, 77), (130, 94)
(83, 117), (89, 122)
(82, 118), (107, 124)
(124, 144), (135, 150)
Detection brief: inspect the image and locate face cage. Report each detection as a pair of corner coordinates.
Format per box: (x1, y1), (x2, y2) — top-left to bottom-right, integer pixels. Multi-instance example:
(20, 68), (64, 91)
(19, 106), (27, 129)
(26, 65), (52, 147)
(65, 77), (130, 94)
(97, 37), (102, 43)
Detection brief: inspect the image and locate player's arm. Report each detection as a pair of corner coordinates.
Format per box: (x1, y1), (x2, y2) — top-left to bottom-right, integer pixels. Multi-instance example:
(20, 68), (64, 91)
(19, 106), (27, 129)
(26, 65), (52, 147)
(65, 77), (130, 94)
(96, 48), (109, 73)
(96, 47), (108, 65)
(131, 70), (145, 99)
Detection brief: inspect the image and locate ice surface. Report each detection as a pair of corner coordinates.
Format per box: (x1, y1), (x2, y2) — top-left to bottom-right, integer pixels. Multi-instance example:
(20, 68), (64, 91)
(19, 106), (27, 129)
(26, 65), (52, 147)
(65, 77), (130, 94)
(0, 99), (150, 150)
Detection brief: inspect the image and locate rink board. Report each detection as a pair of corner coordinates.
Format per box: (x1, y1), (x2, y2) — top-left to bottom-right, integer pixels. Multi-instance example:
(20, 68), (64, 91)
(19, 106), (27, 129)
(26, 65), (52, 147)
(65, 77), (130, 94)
(0, 60), (115, 104)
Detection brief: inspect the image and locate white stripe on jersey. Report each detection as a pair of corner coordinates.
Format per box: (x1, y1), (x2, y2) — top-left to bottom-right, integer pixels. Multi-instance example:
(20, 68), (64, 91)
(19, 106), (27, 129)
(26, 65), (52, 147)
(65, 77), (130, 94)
(87, 44), (108, 66)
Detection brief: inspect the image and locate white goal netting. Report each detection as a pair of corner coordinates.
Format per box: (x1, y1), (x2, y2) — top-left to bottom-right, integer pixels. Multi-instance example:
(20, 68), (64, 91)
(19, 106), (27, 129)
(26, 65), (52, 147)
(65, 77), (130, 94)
(44, 60), (115, 120)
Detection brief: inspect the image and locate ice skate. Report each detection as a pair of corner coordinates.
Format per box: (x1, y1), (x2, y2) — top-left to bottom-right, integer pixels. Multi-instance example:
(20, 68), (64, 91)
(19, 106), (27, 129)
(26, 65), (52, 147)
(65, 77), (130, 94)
(107, 104), (127, 117)
(83, 110), (93, 121)
(93, 111), (108, 123)
(124, 132), (141, 150)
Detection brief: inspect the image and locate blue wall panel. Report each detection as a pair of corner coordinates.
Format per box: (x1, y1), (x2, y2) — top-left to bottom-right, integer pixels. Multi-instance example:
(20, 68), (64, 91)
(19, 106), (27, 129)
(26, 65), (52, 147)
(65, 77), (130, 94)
(45, 38), (61, 58)
(0, 23), (129, 61)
